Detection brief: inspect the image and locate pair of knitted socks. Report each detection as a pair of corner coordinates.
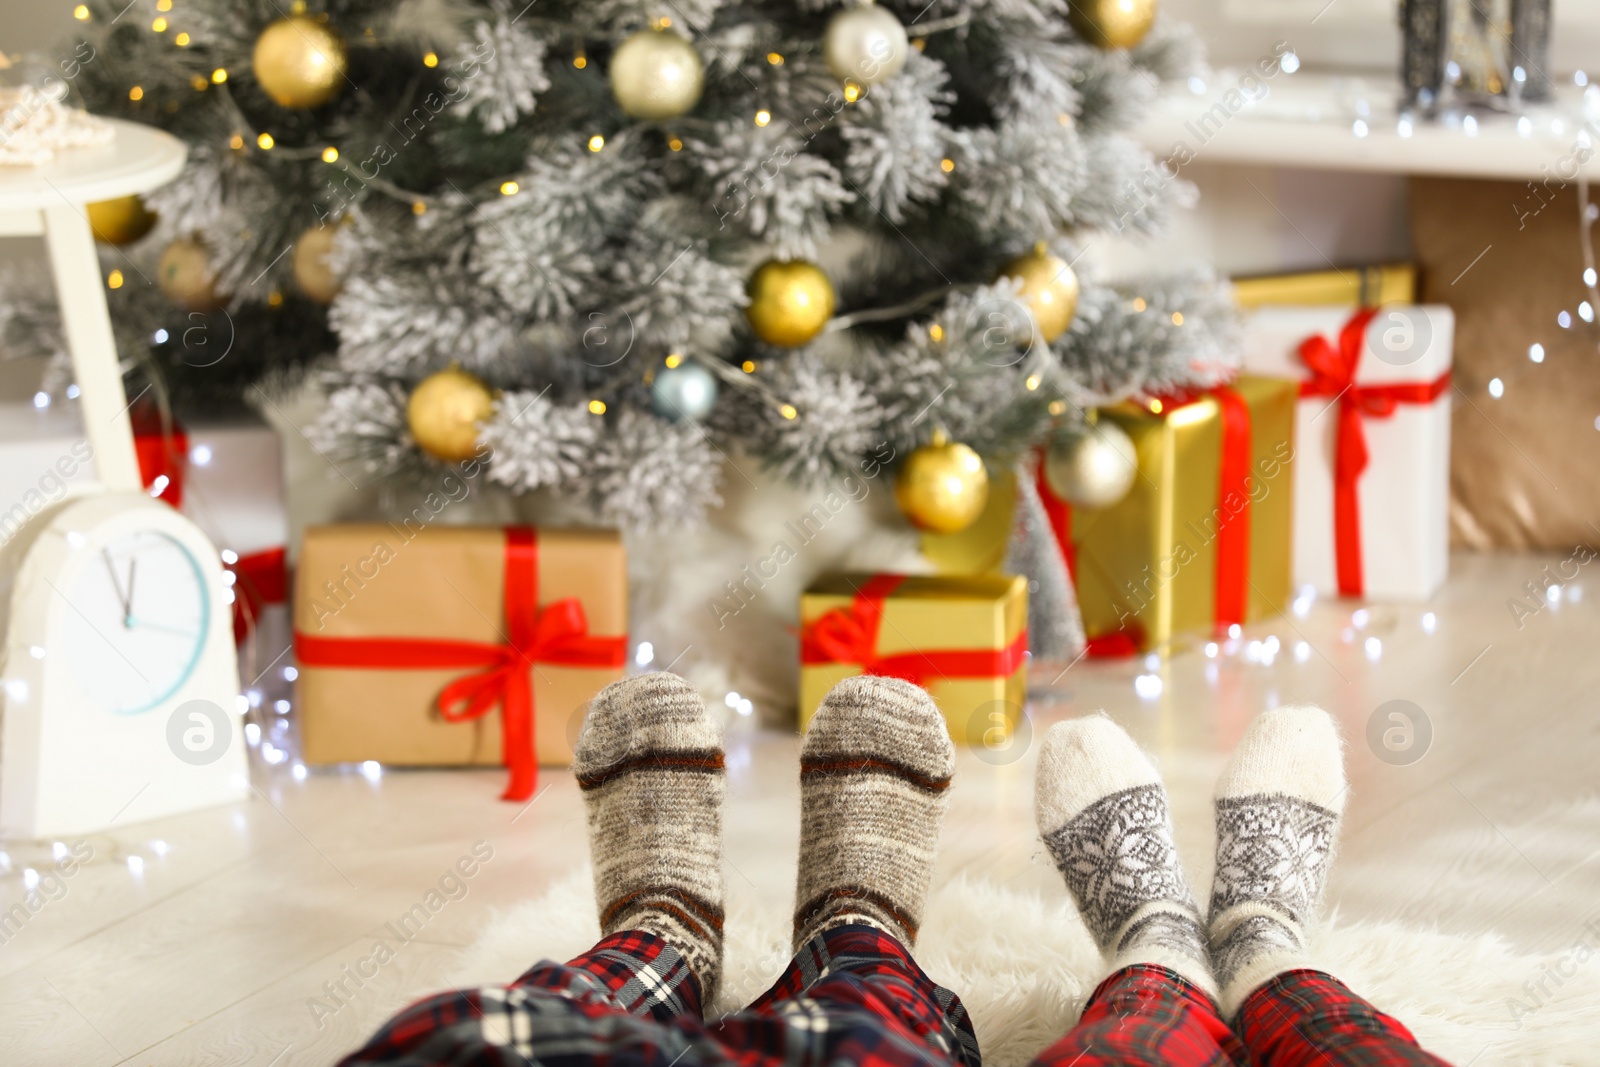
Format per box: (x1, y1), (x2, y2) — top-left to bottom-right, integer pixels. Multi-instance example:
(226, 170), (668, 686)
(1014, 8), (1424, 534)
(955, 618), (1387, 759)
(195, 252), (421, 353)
(573, 673), (951, 1005)
(1036, 706), (1345, 1016)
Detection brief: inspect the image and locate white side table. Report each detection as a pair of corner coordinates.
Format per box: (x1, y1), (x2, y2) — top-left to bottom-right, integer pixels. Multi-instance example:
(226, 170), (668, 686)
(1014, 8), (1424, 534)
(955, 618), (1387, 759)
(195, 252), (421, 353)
(0, 119), (186, 491)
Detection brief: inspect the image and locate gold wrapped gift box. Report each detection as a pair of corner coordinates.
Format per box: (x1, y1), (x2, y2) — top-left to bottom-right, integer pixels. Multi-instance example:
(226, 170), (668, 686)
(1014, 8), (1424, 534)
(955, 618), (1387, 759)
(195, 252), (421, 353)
(798, 573), (1027, 746)
(1232, 264), (1416, 309)
(1061, 377), (1297, 652)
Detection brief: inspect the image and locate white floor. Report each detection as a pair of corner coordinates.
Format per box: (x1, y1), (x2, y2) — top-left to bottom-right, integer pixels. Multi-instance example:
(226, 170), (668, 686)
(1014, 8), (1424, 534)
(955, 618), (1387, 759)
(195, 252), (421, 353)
(2, 552), (1597, 1066)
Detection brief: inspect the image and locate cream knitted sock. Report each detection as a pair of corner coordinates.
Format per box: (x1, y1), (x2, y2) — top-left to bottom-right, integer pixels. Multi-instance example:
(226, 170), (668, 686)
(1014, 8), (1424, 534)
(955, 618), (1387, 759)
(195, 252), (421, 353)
(1036, 716), (1216, 997)
(793, 676), (954, 950)
(1208, 704), (1346, 1019)
(574, 672), (725, 1003)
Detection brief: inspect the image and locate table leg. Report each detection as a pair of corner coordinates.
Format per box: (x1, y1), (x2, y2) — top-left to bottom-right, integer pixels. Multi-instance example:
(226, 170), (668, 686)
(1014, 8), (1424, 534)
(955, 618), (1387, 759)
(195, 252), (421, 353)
(41, 203), (141, 493)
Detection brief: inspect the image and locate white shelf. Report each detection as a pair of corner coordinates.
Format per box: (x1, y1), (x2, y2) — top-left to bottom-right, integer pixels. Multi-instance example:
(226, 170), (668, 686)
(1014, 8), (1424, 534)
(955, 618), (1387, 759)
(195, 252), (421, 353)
(1135, 70), (1600, 181)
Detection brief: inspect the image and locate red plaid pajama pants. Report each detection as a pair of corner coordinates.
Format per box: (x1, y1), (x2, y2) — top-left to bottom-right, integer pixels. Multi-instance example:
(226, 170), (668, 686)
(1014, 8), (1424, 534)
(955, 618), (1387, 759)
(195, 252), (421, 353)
(337, 923), (981, 1067)
(1032, 964), (1455, 1067)
(339, 927), (1450, 1067)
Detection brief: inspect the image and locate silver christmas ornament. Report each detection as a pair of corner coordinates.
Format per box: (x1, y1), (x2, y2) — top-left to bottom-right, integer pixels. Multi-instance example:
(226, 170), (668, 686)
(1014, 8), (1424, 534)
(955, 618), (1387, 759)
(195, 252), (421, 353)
(610, 29), (704, 120)
(651, 361), (719, 422)
(1044, 419), (1137, 508)
(824, 3), (908, 88)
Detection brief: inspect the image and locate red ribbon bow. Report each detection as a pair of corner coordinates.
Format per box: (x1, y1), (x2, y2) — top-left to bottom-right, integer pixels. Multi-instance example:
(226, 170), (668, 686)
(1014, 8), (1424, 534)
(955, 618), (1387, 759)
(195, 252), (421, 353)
(799, 574), (1028, 682)
(294, 528), (627, 801)
(1297, 309), (1451, 597)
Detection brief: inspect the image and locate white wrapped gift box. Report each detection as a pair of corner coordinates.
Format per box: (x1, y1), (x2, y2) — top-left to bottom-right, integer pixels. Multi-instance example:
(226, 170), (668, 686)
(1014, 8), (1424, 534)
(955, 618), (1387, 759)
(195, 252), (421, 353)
(1241, 305), (1454, 601)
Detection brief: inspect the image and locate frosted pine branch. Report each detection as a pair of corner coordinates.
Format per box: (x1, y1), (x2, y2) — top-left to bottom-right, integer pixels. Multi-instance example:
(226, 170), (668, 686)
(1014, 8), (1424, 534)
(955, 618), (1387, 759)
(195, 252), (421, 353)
(590, 409), (724, 528)
(450, 2), (551, 134)
(481, 391), (598, 490)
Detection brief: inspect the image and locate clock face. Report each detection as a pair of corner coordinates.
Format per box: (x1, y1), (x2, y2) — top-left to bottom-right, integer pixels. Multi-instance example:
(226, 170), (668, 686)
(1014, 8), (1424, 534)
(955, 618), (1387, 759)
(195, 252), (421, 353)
(63, 529), (211, 715)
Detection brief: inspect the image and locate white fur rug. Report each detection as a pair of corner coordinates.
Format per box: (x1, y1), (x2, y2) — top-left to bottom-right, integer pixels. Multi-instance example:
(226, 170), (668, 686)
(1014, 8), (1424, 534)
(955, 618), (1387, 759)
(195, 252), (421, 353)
(452, 868), (1600, 1067)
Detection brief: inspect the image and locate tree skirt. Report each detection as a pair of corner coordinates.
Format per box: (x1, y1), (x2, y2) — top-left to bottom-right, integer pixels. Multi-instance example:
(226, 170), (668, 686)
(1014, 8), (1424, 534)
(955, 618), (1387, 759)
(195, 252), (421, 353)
(452, 868), (1596, 1067)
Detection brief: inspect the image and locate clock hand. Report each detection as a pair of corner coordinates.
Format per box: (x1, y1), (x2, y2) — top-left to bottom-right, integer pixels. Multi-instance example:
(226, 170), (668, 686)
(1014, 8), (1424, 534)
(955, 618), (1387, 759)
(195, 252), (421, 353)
(126, 557), (138, 626)
(103, 549), (131, 624)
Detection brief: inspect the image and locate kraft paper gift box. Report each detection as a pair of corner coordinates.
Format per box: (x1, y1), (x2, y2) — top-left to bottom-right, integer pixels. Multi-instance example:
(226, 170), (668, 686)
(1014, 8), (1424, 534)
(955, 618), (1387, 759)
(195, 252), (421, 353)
(1041, 377), (1297, 653)
(1241, 306), (1454, 601)
(295, 525), (627, 800)
(798, 573), (1027, 747)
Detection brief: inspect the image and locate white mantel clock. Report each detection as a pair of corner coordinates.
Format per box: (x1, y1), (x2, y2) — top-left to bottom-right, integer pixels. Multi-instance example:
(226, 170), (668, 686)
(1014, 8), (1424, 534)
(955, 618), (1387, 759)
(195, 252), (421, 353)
(0, 119), (248, 839)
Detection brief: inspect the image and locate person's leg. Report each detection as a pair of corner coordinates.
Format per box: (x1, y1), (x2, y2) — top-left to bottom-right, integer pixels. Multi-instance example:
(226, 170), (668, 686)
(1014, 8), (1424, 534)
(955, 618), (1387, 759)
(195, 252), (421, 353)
(337, 673), (726, 1066)
(1030, 716), (1243, 1067)
(1238, 969), (1453, 1067)
(574, 671), (727, 1007)
(714, 676), (978, 1067)
(1209, 705), (1453, 1066)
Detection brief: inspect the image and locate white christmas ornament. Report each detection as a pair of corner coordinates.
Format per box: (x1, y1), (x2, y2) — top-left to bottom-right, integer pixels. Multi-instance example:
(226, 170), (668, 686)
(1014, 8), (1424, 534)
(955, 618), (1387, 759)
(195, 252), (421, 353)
(1044, 420), (1138, 508)
(610, 29), (705, 120)
(824, 3), (909, 88)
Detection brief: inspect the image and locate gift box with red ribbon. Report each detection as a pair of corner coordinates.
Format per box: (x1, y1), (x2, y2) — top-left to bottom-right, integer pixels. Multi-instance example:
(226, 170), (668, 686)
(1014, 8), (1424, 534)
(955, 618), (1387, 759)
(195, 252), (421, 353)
(798, 573), (1027, 746)
(293, 525), (628, 800)
(1036, 377), (1297, 654)
(1242, 306), (1454, 600)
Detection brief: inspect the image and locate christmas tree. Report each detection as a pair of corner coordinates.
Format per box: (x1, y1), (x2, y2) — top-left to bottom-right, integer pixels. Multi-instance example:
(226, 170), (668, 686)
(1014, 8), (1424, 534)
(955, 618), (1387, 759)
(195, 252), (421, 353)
(16, 0), (1239, 532)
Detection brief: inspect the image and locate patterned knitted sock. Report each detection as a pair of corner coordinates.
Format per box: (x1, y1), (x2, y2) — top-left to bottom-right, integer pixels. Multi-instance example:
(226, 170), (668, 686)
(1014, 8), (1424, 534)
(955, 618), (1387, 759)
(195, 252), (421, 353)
(1208, 704), (1346, 1019)
(574, 672), (726, 1004)
(1035, 716), (1216, 997)
(793, 675), (954, 950)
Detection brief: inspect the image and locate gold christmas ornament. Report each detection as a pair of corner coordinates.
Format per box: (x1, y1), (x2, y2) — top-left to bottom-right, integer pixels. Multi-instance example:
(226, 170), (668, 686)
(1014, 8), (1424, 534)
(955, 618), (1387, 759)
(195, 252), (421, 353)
(997, 243), (1080, 344)
(609, 28), (704, 120)
(86, 194), (157, 246)
(1067, 0), (1157, 50)
(157, 239), (225, 312)
(745, 259), (835, 347)
(292, 224), (342, 303)
(407, 366), (495, 463)
(895, 432), (989, 534)
(252, 16), (349, 109)
(824, 2), (909, 87)
(1044, 418), (1138, 508)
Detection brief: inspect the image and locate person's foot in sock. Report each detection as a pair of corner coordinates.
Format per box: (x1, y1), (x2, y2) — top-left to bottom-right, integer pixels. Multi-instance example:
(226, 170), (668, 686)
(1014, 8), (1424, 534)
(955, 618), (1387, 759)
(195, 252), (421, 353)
(574, 672), (726, 1004)
(1036, 715), (1216, 997)
(793, 676), (955, 949)
(1208, 703), (1346, 1019)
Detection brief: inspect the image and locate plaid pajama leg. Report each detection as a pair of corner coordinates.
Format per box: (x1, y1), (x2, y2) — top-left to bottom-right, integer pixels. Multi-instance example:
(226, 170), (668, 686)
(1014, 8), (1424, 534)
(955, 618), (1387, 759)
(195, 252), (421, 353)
(338, 924), (977, 1067)
(721, 923), (982, 1067)
(1238, 969), (1455, 1067)
(1030, 965), (1244, 1067)
(336, 929), (711, 1067)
